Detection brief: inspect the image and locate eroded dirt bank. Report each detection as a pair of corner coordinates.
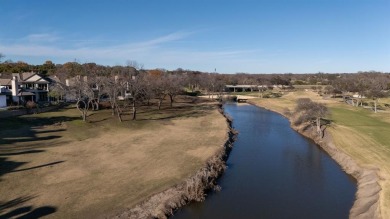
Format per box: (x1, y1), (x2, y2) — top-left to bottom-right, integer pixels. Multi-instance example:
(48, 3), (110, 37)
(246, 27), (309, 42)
(294, 125), (381, 219)
(113, 107), (237, 219)
(113, 101), (382, 219)
(249, 101), (382, 219)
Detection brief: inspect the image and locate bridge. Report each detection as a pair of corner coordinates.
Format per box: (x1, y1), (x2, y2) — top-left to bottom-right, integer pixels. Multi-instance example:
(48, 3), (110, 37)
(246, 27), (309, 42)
(236, 95), (255, 103)
(225, 85), (259, 92)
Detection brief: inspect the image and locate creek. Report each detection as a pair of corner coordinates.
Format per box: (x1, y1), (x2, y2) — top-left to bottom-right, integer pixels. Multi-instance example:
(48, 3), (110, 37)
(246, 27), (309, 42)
(172, 103), (356, 219)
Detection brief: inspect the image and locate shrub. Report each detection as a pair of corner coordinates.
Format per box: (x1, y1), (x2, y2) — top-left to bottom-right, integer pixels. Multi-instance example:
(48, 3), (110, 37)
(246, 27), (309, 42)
(99, 101), (112, 109)
(185, 91), (201, 96)
(7, 105), (24, 110)
(224, 95), (237, 101)
(272, 92), (283, 98)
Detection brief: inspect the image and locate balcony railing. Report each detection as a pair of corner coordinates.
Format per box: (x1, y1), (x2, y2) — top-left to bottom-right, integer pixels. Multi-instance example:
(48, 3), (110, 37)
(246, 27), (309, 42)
(0, 87), (11, 93)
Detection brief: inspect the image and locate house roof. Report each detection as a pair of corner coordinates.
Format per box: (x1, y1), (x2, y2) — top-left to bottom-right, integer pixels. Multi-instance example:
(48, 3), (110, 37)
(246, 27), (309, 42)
(10, 72), (49, 84)
(12, 72), (34, 80)
(0, 79), (11, 86)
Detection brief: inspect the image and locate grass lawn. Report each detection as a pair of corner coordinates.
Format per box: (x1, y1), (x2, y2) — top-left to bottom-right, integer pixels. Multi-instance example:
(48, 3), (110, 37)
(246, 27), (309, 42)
(251, 92), (390, 218)
(0, 97), (228, 218)
(328, 104), (390, 218)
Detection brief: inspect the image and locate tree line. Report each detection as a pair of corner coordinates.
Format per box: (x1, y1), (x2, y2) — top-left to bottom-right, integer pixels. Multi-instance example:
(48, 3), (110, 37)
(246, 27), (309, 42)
(1, 58), (389, 119)
(1, 59), (389, 90)
(46, 62), (229, 122)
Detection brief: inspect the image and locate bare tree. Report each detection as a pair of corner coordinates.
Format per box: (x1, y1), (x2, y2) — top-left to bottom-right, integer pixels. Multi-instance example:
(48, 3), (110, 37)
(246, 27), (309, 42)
(48, 80), (67, 103)
(199, 74), (215, 99)
(165, 74), (184, 107)
(332, 75), (352, 103)
(146, 72), (168, 110)
(68, 76), (89, 121)
(102, 75), (127, 122)
(185, 72), (201, 93)
(82, 63), (107, 110)
(294, 98), (330, 138)
(351, 74), (370, 107)
(126, 60), (144, 70)
(365, 76), (388, 113)
(324, 85), (335, 97)
(105, 66), (137, 121)
(125, 73), (147, 120)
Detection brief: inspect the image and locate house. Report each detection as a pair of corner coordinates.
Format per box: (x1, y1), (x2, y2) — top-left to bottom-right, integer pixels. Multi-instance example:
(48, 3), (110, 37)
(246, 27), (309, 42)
(0, 72), (50, 106)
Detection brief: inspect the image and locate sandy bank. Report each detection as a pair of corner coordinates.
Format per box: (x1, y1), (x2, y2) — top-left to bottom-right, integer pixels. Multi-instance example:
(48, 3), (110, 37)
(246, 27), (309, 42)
(249, 101), (382, 219)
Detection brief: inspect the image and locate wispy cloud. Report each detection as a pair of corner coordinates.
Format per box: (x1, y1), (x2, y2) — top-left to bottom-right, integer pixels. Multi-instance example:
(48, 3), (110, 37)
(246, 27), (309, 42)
(1, 31), (190, 55)
(24, 33), (61, 43)
(0, 30), (259, 72)
(136, 31), (194, 47)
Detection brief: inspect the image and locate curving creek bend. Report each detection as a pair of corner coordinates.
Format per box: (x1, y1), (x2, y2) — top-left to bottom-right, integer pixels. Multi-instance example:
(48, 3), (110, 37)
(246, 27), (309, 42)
(172, 103), (357, 219)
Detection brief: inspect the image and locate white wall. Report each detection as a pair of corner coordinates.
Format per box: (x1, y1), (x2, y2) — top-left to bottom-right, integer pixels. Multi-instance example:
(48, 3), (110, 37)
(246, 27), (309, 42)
(0, 95), (6, 108)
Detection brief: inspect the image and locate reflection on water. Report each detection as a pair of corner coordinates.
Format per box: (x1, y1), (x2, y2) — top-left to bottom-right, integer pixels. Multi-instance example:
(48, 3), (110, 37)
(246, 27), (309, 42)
(172, 103), (356, 219)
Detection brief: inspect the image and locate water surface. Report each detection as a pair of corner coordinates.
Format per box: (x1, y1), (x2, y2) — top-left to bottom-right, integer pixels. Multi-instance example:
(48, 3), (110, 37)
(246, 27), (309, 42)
(172, 103), (356, 219)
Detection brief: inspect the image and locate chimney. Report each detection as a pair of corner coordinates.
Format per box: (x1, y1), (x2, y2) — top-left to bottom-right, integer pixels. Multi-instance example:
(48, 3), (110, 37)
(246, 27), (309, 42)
(11, 76), (18, 96)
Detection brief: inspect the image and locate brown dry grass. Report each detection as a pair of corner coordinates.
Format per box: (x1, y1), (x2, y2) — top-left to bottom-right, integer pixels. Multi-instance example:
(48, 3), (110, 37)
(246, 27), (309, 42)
(251, 91), (390, 218)
(0, 97), (228, 218)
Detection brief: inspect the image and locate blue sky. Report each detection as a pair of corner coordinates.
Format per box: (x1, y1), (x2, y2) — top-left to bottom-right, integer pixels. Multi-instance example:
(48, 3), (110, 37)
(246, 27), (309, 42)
(0, 0), (389, 73)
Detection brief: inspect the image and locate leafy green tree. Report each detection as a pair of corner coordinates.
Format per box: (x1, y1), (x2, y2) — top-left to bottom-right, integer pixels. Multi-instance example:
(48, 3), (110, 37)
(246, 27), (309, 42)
(39, 60), (56, 75)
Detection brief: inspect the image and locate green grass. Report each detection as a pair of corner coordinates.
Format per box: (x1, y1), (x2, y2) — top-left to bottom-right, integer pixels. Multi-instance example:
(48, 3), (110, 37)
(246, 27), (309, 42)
(330, 106), (390, 148)
(253, 91), (390, 217)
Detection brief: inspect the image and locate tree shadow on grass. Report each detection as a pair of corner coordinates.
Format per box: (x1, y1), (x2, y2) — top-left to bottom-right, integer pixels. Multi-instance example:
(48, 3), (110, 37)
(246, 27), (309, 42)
(1, 116), (79, 131)
(0, 157), (26, 181)
(0, 115), (75, 180)
(0, 196), (57, 219)
(10, 160), (65, 173)
(0, 150), (45, 156)
(0, 196), (35, 212)
(0, 157), (65, 180)
(0, 135), (62, 145)
(0, 115), (78, 147)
